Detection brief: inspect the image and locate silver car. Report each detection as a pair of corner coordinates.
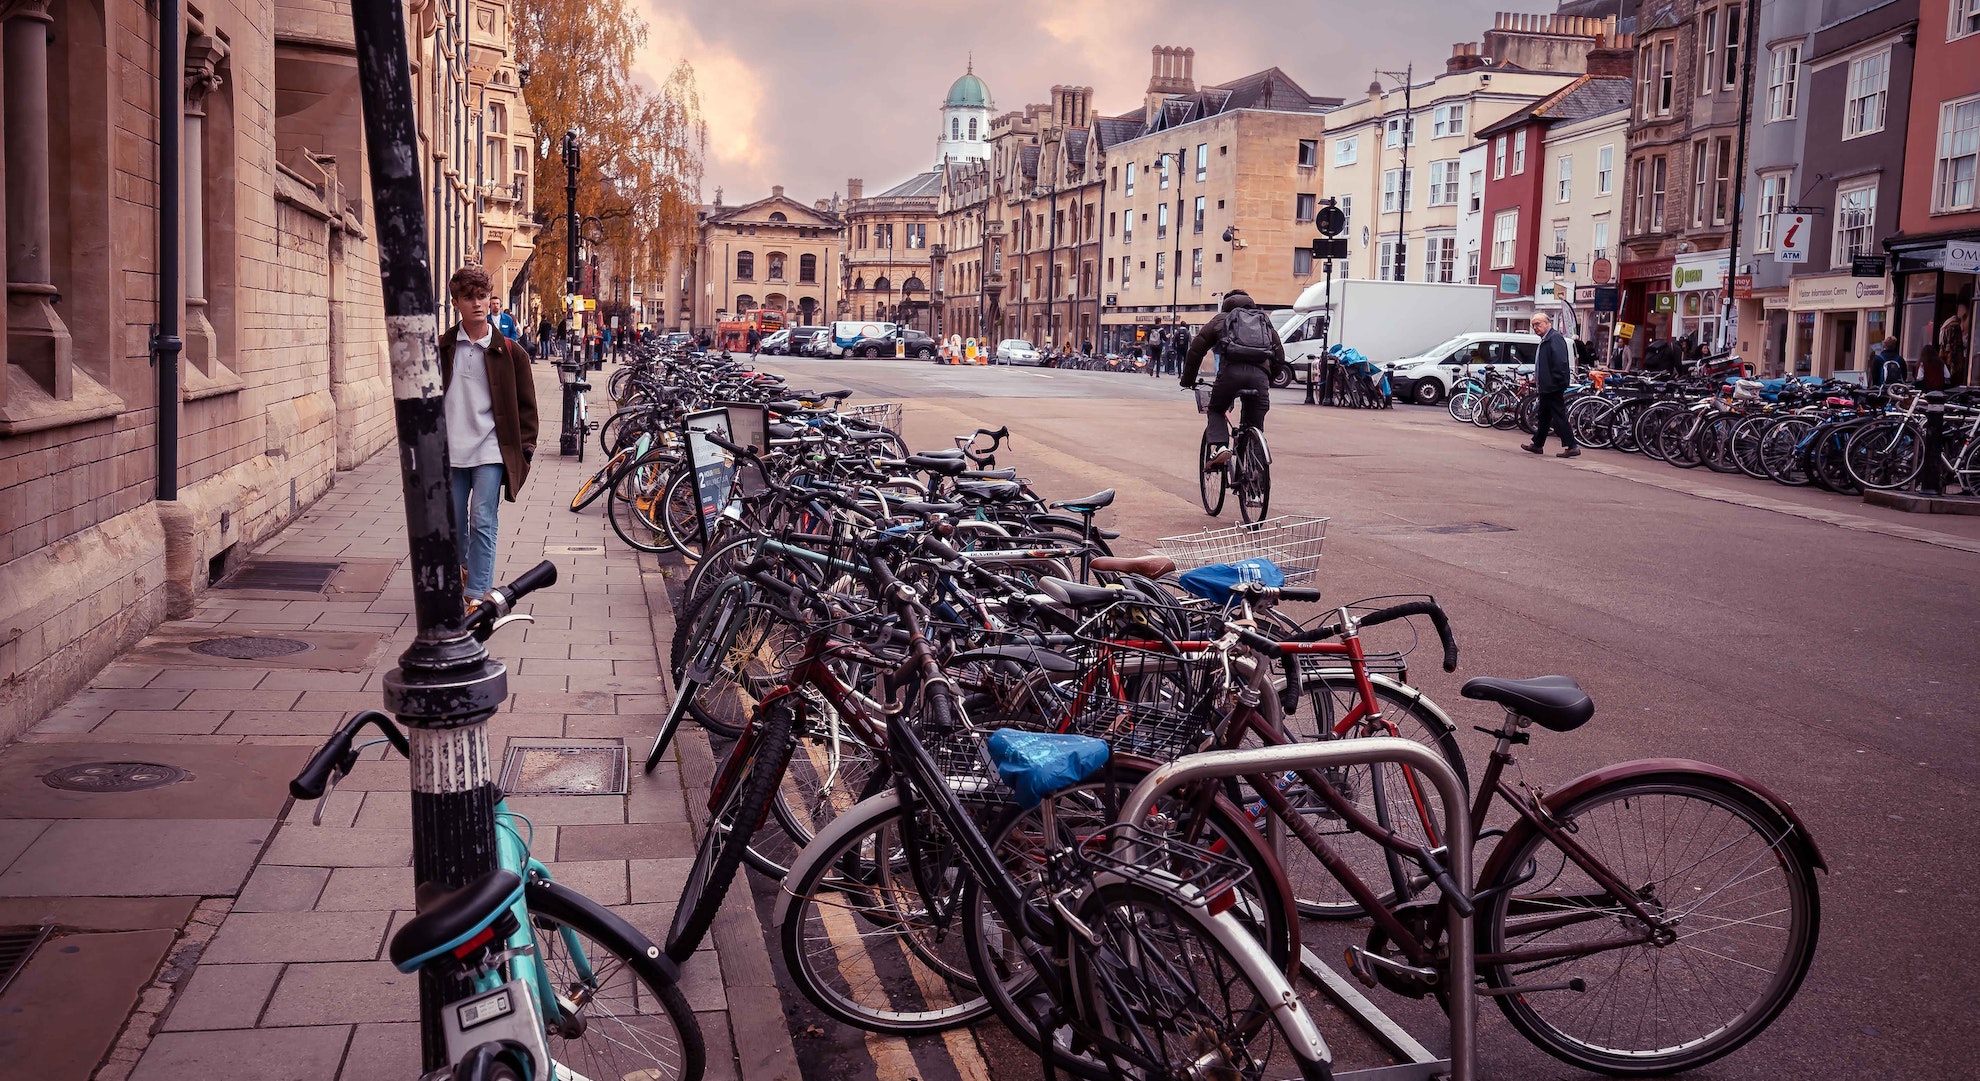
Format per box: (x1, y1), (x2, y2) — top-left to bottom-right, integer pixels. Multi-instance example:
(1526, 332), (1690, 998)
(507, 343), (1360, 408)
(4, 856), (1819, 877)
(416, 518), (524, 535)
(995, 338), (1042, 365)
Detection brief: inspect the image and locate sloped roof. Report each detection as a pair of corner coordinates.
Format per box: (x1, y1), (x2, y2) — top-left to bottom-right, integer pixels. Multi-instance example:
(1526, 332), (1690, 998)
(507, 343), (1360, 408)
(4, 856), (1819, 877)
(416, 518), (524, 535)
(1204, 67), (1341, 112)
(1473, 75), (1631, 139)
(875, 171), (943, 198)
(1065, 128), (1089, 165)
(703, 192), (844, 227)
(1019, 144), (1041, 181)
(1094, 113), (1148, 149)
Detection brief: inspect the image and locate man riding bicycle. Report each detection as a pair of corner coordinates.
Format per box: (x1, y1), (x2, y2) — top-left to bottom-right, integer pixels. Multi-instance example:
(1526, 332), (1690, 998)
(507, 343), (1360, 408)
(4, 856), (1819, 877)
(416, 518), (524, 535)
(1181, 289), (1284, 468)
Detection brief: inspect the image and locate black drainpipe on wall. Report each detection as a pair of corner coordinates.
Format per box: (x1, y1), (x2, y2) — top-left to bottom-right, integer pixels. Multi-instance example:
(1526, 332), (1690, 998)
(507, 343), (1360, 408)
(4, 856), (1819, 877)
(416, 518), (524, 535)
(154, 0), (183, 499)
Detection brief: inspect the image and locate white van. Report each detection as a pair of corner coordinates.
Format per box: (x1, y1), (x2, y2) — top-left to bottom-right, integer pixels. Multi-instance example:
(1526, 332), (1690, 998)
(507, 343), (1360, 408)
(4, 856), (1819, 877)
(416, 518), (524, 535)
(827, 321), (896, 357)
(1386, 332), (1540, 405)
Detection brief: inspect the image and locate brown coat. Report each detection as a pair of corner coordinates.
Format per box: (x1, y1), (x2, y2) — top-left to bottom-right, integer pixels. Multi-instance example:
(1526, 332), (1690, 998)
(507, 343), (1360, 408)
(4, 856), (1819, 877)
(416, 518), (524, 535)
(439, 326), (539, 500)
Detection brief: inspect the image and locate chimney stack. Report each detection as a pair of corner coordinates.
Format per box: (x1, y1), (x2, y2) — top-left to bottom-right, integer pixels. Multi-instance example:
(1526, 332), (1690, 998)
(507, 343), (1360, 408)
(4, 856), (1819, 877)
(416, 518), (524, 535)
(771, 184), (784, 199)
(1584, 46), (1635, 78)
(847, 178), (863, 201)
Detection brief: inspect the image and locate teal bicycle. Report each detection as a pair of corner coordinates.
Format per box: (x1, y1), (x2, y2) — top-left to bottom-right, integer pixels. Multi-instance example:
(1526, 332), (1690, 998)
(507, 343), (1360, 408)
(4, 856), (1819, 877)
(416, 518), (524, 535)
(292, 567), (704, 1081)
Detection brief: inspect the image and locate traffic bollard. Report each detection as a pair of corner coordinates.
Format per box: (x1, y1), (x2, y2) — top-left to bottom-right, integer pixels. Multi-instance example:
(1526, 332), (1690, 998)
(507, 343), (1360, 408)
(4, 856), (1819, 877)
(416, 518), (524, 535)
(348, 0), (508, 1068)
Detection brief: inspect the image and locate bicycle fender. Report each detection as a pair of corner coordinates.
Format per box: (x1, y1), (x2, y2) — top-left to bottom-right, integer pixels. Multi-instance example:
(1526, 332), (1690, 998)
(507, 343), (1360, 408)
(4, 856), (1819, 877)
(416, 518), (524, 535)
(1025, 513), (1122, 540)
(770, 789), (903, 932)
(524, 876), (685, 983)
(1473, 757), (1827, 902)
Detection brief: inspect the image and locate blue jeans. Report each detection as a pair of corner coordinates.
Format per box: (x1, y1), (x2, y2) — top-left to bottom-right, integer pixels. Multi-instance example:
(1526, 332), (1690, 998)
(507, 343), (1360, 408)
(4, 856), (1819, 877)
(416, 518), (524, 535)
(450, 464), (505, 598)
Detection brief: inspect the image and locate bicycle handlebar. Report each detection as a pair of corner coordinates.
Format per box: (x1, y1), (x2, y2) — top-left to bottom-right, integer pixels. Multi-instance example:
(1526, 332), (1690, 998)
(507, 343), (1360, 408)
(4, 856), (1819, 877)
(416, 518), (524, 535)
(1292, 599), (1460, 672)
(290, 710), (406, 800)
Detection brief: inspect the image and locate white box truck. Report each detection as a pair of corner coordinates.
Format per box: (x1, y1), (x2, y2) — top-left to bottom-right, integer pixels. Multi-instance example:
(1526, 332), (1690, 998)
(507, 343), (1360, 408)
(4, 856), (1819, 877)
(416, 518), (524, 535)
(1273, 279), (1495, 384)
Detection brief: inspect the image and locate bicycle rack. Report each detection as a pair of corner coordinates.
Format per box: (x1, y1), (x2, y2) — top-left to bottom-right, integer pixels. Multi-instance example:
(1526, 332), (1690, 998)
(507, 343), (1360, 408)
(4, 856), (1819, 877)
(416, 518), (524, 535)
(1116, 739), (1475, 1081)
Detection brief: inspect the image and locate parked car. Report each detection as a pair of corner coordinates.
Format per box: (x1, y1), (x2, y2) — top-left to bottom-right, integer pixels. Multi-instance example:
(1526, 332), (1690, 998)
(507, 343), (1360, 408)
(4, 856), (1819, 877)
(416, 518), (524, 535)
(797, 329), (833, 356)
(767, 325), (826, 356)
(1386, 332), (1540, 405)
(662, 332), (695, 350)
(849, 328), (937, 359)
(757, 329), (792, 355)
(995, 339), (1043, 365)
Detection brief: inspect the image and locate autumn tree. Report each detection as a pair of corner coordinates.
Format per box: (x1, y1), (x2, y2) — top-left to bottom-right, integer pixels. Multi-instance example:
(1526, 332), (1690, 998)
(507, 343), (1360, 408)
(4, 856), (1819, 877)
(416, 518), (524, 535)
(512, 0), (705, 321)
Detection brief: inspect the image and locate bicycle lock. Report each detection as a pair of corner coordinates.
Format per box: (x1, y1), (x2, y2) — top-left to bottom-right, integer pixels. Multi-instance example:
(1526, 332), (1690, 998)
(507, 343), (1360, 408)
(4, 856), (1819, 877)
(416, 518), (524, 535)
(349, 0), (509, 1068)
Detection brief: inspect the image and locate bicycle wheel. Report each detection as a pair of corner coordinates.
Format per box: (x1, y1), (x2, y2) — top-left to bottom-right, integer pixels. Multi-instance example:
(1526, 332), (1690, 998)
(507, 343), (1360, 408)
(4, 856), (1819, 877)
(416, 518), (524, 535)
(1491, 391), (1523, 430)
(666, 696), (796, 962)
(1279, 675), (1467, 919)
(1480, 773), (1820, 1076)
(1700, 415), (1743, 473)
(1199, 430), (1227, 517)
(1844, 419), (1924, 491)
(1809, 426), (1860, 494)
(1658, 412), (1705, 469)
(1634, 403), (1679, 461)
(687, 602), (802, 741)
(608, 450), (675, 553)
(1073, 881), (1330, 1081)
(1235, 429), (1271, 523)
(658, 468), (706, 558)
(963, 775), (1299, 1079)
(1447, 385), (1480, 423)
(671, 537), (765, 679)
(779, 795), (993, 1034)
(1731, 415), (1776, 479)
(1759, 417), (1814, 486)
(525, 878), (707, 1081)
(747, 694), (887, 878)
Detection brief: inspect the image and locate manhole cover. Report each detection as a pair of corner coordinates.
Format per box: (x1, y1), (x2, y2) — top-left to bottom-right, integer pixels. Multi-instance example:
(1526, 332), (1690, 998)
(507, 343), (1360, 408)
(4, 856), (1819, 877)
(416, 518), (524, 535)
(499, 742), (627, 796)
(215, 560), (342, 592)
(544, 545), (606, 556)
(189, 636), (315, 659)
(43, 762), (191, 793)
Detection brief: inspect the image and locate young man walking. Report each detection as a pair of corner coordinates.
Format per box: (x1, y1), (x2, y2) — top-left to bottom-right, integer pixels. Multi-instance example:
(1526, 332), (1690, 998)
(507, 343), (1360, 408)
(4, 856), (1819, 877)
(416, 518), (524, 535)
(441, 265), (539, 605)
(1524, 312), (1579, 458)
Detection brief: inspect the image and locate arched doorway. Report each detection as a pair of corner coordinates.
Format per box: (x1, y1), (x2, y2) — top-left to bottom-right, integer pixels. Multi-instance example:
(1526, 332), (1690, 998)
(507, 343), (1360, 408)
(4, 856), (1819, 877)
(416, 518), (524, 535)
(798, 297), (818, 324)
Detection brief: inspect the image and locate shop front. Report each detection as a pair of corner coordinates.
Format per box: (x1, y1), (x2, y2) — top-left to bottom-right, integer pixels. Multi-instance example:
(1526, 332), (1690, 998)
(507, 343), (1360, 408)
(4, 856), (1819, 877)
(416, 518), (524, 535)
(1669, 251), (1730, 352)
(1784, 271), (1891, 379)
(1885, 234), (1977, 386)
(1617, 254), (1674, 362)
(1493, 295), (1535, 332)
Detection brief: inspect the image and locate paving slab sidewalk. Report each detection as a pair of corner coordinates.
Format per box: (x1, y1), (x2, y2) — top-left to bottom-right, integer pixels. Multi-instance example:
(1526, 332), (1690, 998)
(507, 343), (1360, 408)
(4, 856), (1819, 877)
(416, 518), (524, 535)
(0, 363), (797, 1081)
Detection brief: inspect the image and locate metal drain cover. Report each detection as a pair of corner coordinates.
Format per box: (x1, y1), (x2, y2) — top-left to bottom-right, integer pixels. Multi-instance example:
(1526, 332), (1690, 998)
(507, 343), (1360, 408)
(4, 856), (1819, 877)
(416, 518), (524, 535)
(189, 636), (315, 660)
(499, 742), (627, 796)
(216, 560), (342, 592)
(43, 762), (191, 793)
(0, 926), (51, 996)
(544, 545), (606, 556)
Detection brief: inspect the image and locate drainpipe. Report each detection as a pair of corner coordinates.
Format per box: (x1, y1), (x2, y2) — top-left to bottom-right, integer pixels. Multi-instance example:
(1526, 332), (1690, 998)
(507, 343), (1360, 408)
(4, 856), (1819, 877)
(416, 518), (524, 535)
(153, 0), (182, 499)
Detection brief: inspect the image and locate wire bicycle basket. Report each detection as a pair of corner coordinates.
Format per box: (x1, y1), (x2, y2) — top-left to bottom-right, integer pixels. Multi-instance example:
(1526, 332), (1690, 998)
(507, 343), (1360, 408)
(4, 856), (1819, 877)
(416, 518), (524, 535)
(844, 401), (905, 436)
(1078, 822), (1254, 909)
(1156, 515), (1329, 583)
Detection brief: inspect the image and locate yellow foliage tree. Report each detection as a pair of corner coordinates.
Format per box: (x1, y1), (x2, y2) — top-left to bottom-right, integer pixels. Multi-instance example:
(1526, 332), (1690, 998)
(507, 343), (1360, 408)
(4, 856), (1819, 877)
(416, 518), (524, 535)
(513, 0), (704, 323)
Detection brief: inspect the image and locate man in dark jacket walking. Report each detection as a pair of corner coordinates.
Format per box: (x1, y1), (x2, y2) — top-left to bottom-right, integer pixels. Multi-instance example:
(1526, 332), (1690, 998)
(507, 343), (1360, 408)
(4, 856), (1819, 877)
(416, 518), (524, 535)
(1183, 290), (1284, 467)
(1524, 312), (1579, 457)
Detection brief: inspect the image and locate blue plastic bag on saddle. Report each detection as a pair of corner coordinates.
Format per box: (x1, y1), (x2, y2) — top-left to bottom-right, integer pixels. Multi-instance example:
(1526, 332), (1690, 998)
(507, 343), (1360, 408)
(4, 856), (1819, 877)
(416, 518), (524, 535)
(1176, 557), (1286, 606)
(987, 729), (1111, 809)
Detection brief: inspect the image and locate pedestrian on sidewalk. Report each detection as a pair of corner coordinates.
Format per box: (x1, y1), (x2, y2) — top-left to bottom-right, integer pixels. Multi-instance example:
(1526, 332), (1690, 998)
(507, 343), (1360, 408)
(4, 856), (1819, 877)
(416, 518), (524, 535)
(440, 265), (539, 606)
(1524, 312), (1579, 458)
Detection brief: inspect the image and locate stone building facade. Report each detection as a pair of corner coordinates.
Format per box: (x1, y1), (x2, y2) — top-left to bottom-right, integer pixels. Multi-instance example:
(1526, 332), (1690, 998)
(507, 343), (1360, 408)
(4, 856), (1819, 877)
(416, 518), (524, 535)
(936, 158), (995, 341)
(841, 174), (942, 329)
(1096, 49), (1343, 352)
(0, 0), (534, 741)
(691, 187), (845, 329)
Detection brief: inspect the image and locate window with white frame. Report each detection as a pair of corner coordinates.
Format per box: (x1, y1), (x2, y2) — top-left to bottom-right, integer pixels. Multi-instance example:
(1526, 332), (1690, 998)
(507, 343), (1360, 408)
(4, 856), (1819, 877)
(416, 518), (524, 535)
(1633, 158), (1647, 232)
(1125, 161), (1136, 196)
(1845, 49), (1890, 138)
(1833, 179), (1877, 263)
(1297, 139), (1319, 168)
(1433, 103), (1467, 138)
(1597, 144), (1614, 193)
(1338, 194), (1353, 232)
(1650, 155), (1667, 231)
(1378, 239), (1407, 281)
(1197, 142), (1209, 179)
(1384, 115), (1413, 148)
(1953, 0), (1980, 40)
(1592, 219), (1610, 259)
(1553, 225), (1569, 255)
(1557, 155), (1573, 202)
(1713, 136), (1733, 225)
(1936, 96), (1980, 211)
(1659, 40), (1676, 114)
(1466, 248), (1481, 284)
(1513, 129), (1528, 173)
(1493, 136), (1506, 179)
(1767, 45), (1800, 121)
(1492, 209), (1519, 268)
(1721, 5), (1743, 90)
(1383, 168), (1414, 213)
(1700, 7), (1718, 94)
(1469, 170), (1484, 212)
(1428, 159), (1460, 206)
(1333, 136), (1359, 166)
(1426, 235), (1457, 282)
(1755, 171), (1789, 250)
(1693, 140), (1710, 227)
(1296, 193), (1317, 222)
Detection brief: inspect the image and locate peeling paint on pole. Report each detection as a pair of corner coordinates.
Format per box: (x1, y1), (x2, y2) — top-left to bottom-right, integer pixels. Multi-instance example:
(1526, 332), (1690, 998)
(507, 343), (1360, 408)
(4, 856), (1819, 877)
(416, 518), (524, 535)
(386, 314), (444, 400)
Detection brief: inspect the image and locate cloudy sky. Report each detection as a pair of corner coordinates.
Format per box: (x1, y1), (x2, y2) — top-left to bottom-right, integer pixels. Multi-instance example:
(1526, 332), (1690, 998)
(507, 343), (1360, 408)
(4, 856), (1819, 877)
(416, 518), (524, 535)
(631, 0), (1538, 205)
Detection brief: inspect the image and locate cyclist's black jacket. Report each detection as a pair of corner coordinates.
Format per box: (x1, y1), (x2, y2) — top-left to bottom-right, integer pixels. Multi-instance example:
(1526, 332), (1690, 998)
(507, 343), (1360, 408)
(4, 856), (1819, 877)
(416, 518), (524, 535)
(1181, 291), (1284, 386)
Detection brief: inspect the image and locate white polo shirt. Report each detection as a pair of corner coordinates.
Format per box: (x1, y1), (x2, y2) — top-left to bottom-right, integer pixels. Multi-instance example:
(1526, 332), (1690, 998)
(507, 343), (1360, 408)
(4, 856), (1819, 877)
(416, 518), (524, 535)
(444, 327), (504, 468)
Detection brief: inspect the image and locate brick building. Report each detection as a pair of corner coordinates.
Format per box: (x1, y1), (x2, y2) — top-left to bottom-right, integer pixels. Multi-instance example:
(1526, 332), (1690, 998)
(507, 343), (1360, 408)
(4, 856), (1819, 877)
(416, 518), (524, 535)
(0, 0), (534, 741)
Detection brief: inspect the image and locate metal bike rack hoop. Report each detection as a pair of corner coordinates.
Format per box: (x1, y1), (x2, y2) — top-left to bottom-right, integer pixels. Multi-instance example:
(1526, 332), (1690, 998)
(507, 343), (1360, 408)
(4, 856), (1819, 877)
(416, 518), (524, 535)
(1117, 738), (1477, 1081)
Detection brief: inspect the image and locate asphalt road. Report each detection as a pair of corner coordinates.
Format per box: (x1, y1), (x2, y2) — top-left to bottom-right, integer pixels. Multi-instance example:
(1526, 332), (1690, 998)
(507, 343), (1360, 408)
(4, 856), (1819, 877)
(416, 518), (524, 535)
(748, 355), (1980, 1081)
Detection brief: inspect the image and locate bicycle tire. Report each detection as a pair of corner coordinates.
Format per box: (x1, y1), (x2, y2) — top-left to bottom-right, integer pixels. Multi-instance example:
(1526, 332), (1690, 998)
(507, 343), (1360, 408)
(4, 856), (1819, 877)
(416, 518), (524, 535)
(1235, 429), (1271, 523)
(568, 466), (609, 514)
(1700, 415), (1743, 473)
(1759, 417), (1814, 485)
(778, 793), (995, 1034)
(1479, 772), (1820, 1076)
(686, 600), (803, 742)
(671, 537), (764, 679)
(607, 449), (676, 553)
(1658, 412), (1705, 469)
(1073, 881), (1331, 1081)
(1280, 674), (1468, 918)
(1634, 403), (1679, 461)
(1844, 418), (1924, 491)
(525, 877), (707, 1081)
(658, 467), (706, 558)
(1731, 415), (1777, 479)
(1447, 385), (1480, 423)
(1199, 430), (1227, 517)
(666, 695), (796, 962)
(962, 773), (1300, 1078)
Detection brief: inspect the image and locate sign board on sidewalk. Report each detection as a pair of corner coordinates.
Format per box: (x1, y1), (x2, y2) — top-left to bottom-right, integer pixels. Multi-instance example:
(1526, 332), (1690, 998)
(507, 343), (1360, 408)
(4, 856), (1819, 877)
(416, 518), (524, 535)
(683, 409), (739, 540)
(714, 402), (768, 496)
(1575, 285), (1597, 304)
(1775, 214), (1811, 263)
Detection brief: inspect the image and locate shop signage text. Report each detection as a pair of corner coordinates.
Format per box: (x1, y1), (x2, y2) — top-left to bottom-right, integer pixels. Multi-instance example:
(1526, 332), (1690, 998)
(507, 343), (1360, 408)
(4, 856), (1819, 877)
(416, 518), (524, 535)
(1672, 254), (1729, 292)
(1851, 255), (1887, 278)
(1774, 214), (1810, 263)
(1789, 273), (1890, 311)
(1945, 241), (1980, 274)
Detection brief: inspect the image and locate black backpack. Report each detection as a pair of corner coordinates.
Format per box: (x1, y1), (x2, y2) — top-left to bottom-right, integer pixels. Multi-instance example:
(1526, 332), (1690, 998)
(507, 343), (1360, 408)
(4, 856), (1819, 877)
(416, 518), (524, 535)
(1220, 306), (1277, 363)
